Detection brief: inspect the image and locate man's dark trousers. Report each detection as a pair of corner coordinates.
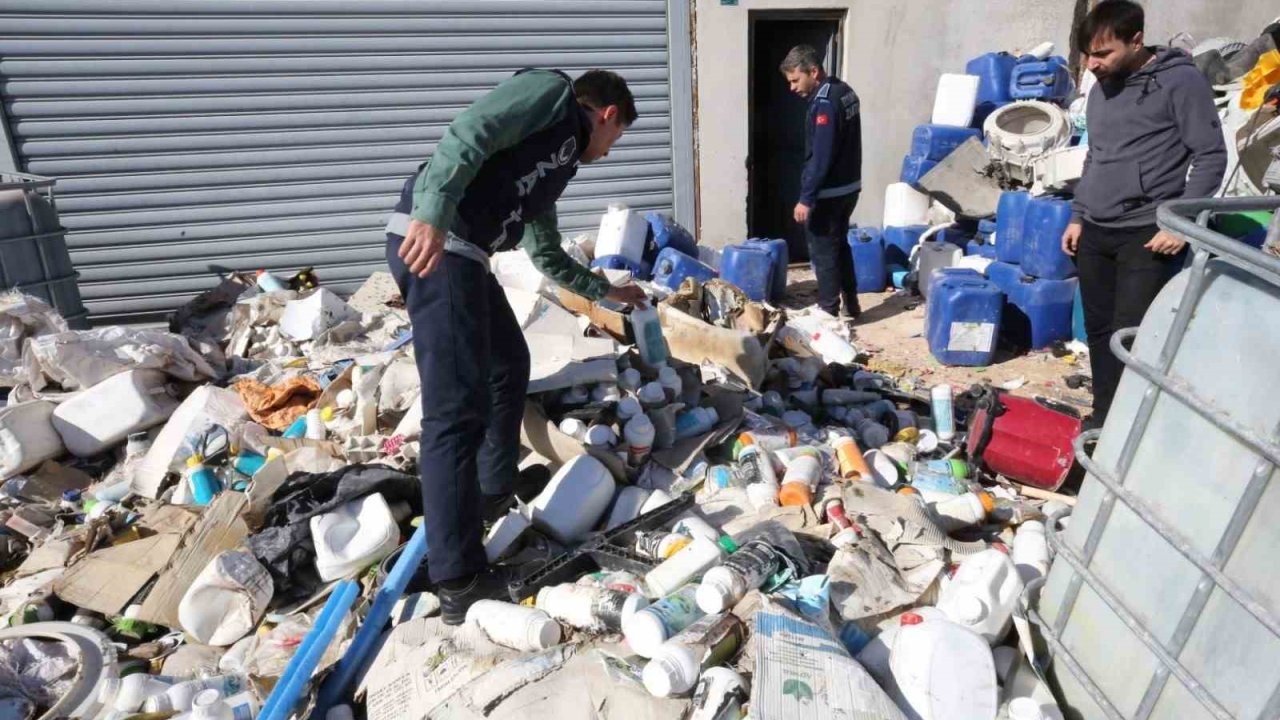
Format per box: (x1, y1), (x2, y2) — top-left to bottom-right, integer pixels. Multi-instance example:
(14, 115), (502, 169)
(805, 192), (860, 317)
(1076, 220), (1185, 422)
(386, 235), (530, 584)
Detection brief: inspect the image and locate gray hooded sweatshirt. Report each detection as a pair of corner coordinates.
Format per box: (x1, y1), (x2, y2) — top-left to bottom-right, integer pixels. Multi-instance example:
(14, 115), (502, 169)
(1072, 47), (1227, 228)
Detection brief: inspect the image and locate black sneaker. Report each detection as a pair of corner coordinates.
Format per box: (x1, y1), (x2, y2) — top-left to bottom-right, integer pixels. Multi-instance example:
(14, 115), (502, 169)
(439, 569), (510, 626)
(480, 492), (515, 525)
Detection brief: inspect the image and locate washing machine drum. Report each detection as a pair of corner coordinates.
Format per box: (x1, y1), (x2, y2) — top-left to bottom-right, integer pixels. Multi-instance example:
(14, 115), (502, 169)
(983, 101), (1071, 168)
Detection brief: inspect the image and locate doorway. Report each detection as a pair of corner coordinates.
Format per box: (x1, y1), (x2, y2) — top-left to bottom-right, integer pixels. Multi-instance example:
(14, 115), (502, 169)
(748, 11), (844, 262)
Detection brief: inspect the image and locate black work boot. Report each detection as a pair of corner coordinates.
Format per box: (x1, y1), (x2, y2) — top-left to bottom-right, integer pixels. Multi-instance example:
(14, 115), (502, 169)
(439, 569), (509, 626)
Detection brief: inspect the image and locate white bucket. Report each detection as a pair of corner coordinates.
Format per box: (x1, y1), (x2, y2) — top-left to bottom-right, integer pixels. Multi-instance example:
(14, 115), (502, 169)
(528, 454), (616, 545)
(889, 612), (998, 720)
(883, 183), (932, 227)
(179, 551), (273, 646)
(594, 203), (650, 264)
(52, 369), (179, 457)
(0, 399), (63, 480)
(310, 492), (400, 582)
(937, 548), (1024, 644)
(931, 73), (981, 127)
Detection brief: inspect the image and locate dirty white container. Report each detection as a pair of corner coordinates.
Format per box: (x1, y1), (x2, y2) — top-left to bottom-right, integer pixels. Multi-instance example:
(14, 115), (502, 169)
(856, 606), (949, 685)
(689, 667), (748, 720)
(639, 487), (674, 515)
(623, 583), (705, 658)
(466, 600), (561, 652)
(310, 492), (400, 581)
(642, 613), (742, 697)
(52, 369), (179, 457)
(178, 551), (273, 646)
(1012, 520), (1049, 587)
(536, 582), (648, 632)
(624, 413), (656, 468)
(278, 288), (357, 341)
(644, 536), (729, 599)
(916, 240), (964, 299)
(931, 73), (981, 127)
(143, 675), (251, 714)
(604, 485), (652, 530)
(484, 508), (531, 563)
(889, 612), (999, 720)
(0, 399), (63, 479)
(937, 548), (1024, 644)
(594, 203), (650, 264)
(883, 182), (931, 227)
(528, 454), (616, 545)
(98, 674), (174, 712)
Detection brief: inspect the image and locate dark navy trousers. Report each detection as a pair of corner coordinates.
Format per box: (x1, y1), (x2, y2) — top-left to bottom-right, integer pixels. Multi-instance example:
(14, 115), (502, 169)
(386, 235), (530, 584)
(805, 192), (860, 317)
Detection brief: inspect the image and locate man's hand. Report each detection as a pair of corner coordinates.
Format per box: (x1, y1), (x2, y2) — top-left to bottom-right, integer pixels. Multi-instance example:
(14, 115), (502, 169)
(793, 203), (811, 224)
(398, 218), (447, 277)
(1061, 221), (1082, 257)
(1144, 230), (1187, 256)
(605, 284), (649, 309)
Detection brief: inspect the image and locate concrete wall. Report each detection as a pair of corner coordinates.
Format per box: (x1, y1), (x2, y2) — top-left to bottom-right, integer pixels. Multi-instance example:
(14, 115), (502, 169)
(692, 0), (1277, 246)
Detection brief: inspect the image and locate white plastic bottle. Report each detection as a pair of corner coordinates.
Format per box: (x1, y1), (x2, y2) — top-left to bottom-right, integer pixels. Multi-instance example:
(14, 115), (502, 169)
(178, 552), (273, 647)
(465, 600), (562, 652)
(604, 486), (651, 530)
(304, 407), (327, 441)
(584, 424), (617, 448)
(930, 490), (995, 532)
(696, 539), (785, 613)
(630, 305), (669, 368)
(558, 417), (589, 441)
(643, 613), (745, 697)
(931, 384), (955, 441)
(937, 548), (1024, 644)
(528, 454), (617, 544)
(658, 365), (683, 404)
(889, 612), (998, 720)
(535, 582), (648, 632)
(144, 675), (251, 714)
(644, 536), (734, 599)
(618, 368), (643, 393)
(688, 667), (749, 720)
(616, 395), (643, 422)
(98, 674), (174, 712)
(624, 413), (656, 468)
(51, 369), (178, 457)
(310, 492), (400, 582)
(623, 584), (705, 658)
(1012, 520), (1050, 587)
(638, 381), (668, 410)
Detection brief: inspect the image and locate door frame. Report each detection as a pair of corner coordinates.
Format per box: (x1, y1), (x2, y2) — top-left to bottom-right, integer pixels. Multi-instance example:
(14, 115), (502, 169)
(746, 9), (847, 240)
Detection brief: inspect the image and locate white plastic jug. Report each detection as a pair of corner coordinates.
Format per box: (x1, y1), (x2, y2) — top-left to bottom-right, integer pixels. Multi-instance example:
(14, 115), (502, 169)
(932, 73), (981, 127)
(178, 551), (273, 646)
(883, 183), (932, 227)
(937, 548), (1024, 644)
(889, 612), (999, 720)
(310, 492), (400, 582)
(0, 400), (64, 480)
(594, 203), (650, 264)
(604, 485), (651, 530)
(52, 369), (179, 457)
(528, 454), (616, 544)
(484, 508), (530, 563)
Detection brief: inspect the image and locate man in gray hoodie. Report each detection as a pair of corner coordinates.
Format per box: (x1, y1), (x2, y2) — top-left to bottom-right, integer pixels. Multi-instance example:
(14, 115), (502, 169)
(1062, 0), (1226, 428)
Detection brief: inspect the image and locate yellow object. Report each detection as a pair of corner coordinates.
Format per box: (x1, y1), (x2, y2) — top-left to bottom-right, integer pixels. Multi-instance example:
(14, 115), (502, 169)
(1241, 50), (1280, 111)
(893, 427), (920, 444)
(185, 454), (204, 468)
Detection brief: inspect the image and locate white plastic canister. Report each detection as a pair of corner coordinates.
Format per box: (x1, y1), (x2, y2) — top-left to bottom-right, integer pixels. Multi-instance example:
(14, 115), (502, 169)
(0, 400), (63, 480)
(889, 612), (998, 720)
(310, 492), (400, 582)
(528, 454), (616, 545)
(52, 369), (179, 457)
(594, 203), (650, 264)
(937, 548), (1024, 644)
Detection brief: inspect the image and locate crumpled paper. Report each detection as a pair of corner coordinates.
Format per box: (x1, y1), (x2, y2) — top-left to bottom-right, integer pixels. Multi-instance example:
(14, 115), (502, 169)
(0, 292), (68, 388)
(14, 326), (219, 398)
(233, 375), (322, 430)
(0, 637), (79, 714)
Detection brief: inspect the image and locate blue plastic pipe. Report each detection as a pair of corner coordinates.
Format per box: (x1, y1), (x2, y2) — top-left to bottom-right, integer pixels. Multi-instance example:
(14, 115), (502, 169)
(259, 579), (359, 720)
(313, 523), (429, 715)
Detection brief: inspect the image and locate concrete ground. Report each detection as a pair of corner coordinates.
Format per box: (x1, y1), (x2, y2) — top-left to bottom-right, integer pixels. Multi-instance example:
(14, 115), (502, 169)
(782, 265), (1094, 412)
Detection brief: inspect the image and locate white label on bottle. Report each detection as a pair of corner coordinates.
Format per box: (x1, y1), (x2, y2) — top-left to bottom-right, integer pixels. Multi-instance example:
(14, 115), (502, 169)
(948, 322), (995, 352)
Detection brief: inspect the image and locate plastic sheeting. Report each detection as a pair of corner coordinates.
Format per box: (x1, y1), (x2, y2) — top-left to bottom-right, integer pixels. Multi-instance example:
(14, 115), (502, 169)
(0, 292), (68, 388)
(14, 326), (219, 399)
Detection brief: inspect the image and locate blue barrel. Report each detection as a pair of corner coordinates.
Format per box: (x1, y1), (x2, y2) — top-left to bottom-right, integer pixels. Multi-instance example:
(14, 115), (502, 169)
(910, 124), (983, 162)
(1021, 196), (1077, 279)
(591, 254), (650, 279)
(1016, 275), (1078, 348)
(996, 191), (1031, 264)
(1010, 56), (1074, 102)
(1073, 284), (1087, 342)
(744, 238), (789, 302)
(644, 212), (699, 258)
(652, 247), (718, 291)
(900, 154), (938, 186)
(719, 245), (775, 301)
(926, 274), (1003, 366)
(883, 224), (928, 266)
(926, 267), (983, 302)
(966, 52), (1017, 106)
(847, 227), (887, 293)
(984, 260), (1024, 296)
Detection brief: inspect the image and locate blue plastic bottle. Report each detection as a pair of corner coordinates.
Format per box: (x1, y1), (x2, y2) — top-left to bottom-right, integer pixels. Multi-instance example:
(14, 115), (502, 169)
(847, 227), (887, 293)
(910, 125), (982, 162)
(995, 191), (1031, 264)
(1021, 196), (1077, 280)
(926, 274), (1003, 367)
(651, 247), (718, 291)
(282, 415), (309, 439)
(744, 238), (789, 302)
(883, 225), (929, 267)
(719, 245), (775, 302)
(232, 452), (267, 477)
(900, 154), (939, 186)
(186, 454), (222, 506)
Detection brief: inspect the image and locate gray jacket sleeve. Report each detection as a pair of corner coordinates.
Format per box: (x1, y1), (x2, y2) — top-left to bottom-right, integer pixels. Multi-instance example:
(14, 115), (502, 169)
(1168, 68), (1228, 199)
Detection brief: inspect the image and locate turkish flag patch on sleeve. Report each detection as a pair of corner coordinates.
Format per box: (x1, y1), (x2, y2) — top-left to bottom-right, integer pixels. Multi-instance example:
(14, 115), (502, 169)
(815, 113), (830, 126)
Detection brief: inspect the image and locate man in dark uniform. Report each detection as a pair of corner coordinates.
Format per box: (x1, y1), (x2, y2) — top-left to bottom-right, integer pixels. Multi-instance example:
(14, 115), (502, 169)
(385, 69), (647, 624)
(781, 44), (864, 319)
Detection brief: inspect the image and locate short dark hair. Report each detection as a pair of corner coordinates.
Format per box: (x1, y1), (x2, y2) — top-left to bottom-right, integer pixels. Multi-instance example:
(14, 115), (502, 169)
(1076, 0), (1145, 53)
(574, 70), (638, 126)
(780, 45), (823, 74)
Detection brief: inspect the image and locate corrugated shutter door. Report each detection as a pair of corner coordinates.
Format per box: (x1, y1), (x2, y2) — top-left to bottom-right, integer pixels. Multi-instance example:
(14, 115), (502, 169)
(0, 0), (676, 323)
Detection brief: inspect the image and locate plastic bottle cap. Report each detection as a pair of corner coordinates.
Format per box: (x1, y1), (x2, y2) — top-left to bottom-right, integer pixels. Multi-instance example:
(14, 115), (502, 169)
(696, 579), (734, 615)
(185, 454), (204, 468)
(975, 490), (995, 514)
(642, 651), (695, 697)
(900, 612), (924, 626)
(716, 536), (739, 554)
(192, 689), (223, 717)
(528, 615), (562, 650)
(145, 694), (175, 713)
(320, 406), (335, 422)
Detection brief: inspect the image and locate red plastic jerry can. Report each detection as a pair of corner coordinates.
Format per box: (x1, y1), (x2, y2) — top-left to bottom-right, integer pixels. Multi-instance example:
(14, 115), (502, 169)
(967, 390), (1081, 491)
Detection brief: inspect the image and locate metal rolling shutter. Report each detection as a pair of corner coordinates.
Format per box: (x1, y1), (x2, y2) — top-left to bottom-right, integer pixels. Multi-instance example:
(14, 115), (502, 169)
(0, 0), (687, 324)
